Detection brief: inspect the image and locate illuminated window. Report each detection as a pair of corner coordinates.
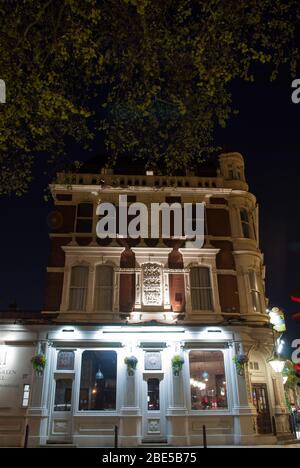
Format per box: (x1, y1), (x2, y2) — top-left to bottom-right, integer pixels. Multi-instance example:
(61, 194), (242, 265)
(94, 265), (114, 312)
(76, 203), (93, 233)
(249, 271), (263, 313)
(190, 267), (213, 311)
(22, 385), (31, 408)
(69, 266), (89, 311)
(189, 351), (227, 410)
(79, 351), (117, 411)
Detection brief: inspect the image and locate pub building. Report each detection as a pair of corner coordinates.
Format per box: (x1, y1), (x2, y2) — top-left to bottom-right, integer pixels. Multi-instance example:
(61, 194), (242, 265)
(0, 152), (291, 447)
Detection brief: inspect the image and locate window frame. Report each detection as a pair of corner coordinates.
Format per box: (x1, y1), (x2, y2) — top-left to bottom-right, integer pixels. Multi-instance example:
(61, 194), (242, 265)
(248, 270), (263, 313)
(68, 265), (89, 312)
(240, 208), (252, 239)
(189, 266), (214, 312)
(187, 348), (231, 414)
(93, 264), (114, 312)
(75, 202), (94, 234)
(77, 349), (118, 414)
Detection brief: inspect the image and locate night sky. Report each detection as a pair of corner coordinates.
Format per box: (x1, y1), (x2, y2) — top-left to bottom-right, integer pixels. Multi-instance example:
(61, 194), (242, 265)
(0, 69), (299, 353)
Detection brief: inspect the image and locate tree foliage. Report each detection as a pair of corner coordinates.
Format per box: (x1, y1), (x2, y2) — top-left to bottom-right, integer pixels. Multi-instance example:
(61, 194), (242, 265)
(0, 0), (299, 195)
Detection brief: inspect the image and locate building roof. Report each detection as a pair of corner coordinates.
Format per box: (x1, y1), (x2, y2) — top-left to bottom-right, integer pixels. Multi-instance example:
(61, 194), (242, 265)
(77, 154), (219, 177)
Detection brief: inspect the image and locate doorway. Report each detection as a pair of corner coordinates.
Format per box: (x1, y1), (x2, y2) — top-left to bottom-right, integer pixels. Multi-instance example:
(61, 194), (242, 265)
(142, 375), (166, 443)
(252, 383), (272, 434)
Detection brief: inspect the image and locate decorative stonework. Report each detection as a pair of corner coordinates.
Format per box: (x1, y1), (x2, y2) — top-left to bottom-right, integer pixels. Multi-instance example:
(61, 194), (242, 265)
(142, 263), (163, 306)
(148, 419), (160, 434)
(145, 352), (162, 370)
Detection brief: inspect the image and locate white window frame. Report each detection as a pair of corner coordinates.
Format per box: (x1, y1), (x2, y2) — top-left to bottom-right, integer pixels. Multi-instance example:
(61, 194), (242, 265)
(69, 265), (89, 311)
(94, 264), (114, 312)
(190, 266), (213, 312)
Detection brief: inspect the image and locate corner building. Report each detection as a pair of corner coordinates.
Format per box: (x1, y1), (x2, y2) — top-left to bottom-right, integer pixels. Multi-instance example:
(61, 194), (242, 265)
(0, 153), (290, 447)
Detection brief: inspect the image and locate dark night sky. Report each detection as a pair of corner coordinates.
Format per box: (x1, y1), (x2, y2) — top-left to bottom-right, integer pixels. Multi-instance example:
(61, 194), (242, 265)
(0, 71), (299, 353)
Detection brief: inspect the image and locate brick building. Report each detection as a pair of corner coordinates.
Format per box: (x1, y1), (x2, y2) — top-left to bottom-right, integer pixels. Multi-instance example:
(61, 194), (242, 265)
(0, 152), (290, 447)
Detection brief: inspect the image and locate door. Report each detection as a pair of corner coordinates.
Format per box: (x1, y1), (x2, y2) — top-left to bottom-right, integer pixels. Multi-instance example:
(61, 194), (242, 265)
(49, 377), (74, 442)
(252, 383), (272, 434)
(142, 375), (166, 443)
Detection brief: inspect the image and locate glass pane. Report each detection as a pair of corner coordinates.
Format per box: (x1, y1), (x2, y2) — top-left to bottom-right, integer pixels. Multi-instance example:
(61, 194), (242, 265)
(148, 378), (160, 411)
(79, 351), (117, 411)
(77, 203), (93, 218)
(191, 267), (210, 288)
(96, 266), (113, 287)
(76, 219), (93, 233)
(54, 379), (73, 412)
(71, 266), (88, 288)
(251, 291), (262, 313)
(189, 351), (227, 410)
(95, 287), (113, 311)
(57, 351), (75, 371)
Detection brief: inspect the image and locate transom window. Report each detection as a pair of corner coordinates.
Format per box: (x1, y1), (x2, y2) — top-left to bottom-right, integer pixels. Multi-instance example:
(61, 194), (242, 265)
(190, 267), (213, 311)
(249, 270), (263, 313)
(94, 265), (114, 312)
(76, 203), (94, 233)
(69, 266), (89, 311)
(189, 350), (227, 410)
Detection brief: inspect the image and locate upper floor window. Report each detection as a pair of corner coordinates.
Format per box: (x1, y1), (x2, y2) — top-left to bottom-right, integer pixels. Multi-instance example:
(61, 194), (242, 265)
(94, 265), (114, 312)
(240, 209), (251, 238)
(69, 266), (89, 311)
(76, 203), (93, 233)
(249, 270), (263, 313)
(190, 267), (213, 311)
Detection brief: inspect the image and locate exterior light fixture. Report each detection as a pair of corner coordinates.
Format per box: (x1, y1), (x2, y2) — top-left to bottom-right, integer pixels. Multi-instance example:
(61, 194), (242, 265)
(268, 354), (286, 373)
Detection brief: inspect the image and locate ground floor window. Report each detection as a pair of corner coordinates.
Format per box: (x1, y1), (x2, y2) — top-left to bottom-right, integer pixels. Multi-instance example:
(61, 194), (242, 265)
(189, 350), (228, 410)
(79, 350), (117, 411)
(54, 379), (73, 412)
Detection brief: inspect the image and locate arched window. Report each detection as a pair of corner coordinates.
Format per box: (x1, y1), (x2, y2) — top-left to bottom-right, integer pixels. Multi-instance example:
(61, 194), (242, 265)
(94, 265), (114, 312)
(190, 267), (213, 311)
(69, 266), (89, 311)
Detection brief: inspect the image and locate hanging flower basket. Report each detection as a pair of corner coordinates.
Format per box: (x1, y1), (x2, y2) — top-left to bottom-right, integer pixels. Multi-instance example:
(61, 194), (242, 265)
(31, 354), (46, 376)
(172, 355), (184, 376)
(233, 353), (249, 377)
(124, 356), (138, 376)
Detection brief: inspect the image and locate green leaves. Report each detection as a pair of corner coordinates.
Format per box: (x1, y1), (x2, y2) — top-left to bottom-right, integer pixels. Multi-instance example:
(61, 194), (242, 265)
(0, 0), (299, 194)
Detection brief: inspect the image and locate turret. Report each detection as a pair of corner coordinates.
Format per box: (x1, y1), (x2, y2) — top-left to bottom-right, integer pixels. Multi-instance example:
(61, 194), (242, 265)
(219, 152), (248, 191)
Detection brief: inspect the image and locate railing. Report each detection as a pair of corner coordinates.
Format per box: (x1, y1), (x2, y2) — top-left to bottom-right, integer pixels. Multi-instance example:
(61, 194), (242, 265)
(55, 173), (223, 190)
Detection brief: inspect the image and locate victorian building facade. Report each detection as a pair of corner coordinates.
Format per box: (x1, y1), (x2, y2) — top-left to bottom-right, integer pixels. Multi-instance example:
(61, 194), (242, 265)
(0, 152), (291, 447)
